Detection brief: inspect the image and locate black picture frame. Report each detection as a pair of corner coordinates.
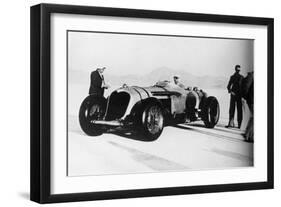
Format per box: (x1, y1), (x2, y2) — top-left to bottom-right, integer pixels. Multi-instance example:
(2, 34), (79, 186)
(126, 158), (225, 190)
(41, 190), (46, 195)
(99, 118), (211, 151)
(30, 3), (274, 204)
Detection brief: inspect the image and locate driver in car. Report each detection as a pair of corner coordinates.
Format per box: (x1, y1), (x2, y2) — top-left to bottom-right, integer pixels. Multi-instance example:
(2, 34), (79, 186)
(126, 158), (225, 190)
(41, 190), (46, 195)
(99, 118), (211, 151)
(173, 75), (185, 89)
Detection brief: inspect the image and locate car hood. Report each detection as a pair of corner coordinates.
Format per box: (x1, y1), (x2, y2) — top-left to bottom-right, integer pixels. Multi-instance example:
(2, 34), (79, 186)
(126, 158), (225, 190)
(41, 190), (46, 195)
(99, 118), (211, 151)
(115, 84), (184, 98)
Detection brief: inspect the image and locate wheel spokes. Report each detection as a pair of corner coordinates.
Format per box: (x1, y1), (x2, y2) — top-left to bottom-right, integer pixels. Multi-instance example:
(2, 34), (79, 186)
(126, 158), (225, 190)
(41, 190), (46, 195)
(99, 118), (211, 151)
(87, 104), (103, 120)
(146, 106), (163, 134)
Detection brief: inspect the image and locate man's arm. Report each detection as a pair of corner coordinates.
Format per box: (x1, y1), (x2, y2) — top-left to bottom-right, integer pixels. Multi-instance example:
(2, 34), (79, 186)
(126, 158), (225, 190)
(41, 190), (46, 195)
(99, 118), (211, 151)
(179, 83), (185, 89)
(238, 75), (244, 88)
(227, 76), (233, 93)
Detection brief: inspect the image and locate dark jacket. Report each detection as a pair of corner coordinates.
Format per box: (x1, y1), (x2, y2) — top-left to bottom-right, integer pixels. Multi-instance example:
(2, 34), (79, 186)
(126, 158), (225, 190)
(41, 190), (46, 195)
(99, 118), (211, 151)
(227, 72), (244, 96)
(242, 73), (254, 106)
(89, 70), (104, 96)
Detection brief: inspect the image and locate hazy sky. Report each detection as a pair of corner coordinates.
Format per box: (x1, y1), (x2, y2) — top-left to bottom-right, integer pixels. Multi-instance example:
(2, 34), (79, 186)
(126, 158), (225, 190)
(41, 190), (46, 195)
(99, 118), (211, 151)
(68, 31), (253, 78)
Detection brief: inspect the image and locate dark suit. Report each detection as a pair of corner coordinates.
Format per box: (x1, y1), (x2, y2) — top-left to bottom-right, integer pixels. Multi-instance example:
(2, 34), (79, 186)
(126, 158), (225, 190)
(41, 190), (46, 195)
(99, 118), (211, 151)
(89, 70), (105, 96)
(243, 74), (254, 141)
(227, 72), (244, 127)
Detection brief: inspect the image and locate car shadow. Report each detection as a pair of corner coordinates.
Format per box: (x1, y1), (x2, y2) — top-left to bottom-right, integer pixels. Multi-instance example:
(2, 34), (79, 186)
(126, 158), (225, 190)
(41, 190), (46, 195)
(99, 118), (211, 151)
(186, 123), (244, 135)
(69, 114), (153, 142)
(105, 129), (153, 142)
(172, 124), (245, 142)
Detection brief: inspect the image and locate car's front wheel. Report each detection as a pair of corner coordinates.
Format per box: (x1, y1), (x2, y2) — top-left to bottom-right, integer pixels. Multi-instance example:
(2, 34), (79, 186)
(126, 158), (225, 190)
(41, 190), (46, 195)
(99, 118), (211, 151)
(79, 95), (106, 136)
(202, 96), (220, 128)
(138, 103), (164, 141)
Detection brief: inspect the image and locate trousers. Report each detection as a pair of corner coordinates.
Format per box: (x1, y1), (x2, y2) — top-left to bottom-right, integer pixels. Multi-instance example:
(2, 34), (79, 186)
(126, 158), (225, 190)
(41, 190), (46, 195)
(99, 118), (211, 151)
(228, 94), (243, 127)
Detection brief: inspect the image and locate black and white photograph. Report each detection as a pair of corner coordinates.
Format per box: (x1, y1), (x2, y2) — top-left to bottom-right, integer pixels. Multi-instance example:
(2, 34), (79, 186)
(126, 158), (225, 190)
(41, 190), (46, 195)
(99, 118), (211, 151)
(67, 31), (254, 176)
(29, 3), (274, 204)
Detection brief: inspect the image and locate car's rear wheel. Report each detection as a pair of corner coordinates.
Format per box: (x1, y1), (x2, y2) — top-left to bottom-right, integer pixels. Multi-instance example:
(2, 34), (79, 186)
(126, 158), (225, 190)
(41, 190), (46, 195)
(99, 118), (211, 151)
(79, 95), (106, 136)
(202, 96), (220, 128)
(138, 103), (164, 141)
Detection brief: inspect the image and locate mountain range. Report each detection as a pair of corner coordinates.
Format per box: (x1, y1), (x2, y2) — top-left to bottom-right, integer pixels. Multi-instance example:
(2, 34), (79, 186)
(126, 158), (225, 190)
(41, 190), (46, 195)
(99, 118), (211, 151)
(69, 67), (228, 89)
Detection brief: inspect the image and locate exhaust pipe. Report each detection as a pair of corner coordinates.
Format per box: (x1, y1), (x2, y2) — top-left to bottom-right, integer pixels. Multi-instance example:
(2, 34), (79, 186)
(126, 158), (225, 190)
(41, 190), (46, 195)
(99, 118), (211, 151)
(91, 120), (123, 126)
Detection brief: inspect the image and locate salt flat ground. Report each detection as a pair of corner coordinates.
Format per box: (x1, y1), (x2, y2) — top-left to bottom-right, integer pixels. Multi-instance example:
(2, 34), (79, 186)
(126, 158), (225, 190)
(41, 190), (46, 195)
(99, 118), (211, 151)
(68, 84), (253, 176)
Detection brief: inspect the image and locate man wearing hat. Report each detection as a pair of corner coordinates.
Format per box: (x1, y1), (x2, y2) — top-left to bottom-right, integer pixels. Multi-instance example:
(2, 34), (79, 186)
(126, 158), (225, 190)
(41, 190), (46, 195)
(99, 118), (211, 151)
(173, 75), (185, 89)
(89, 67), (110, 97)
(226, 65), (244, 128)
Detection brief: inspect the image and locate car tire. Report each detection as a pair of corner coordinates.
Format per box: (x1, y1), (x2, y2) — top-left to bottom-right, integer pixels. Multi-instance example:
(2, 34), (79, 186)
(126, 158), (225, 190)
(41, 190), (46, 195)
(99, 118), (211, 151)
(79, 95), (106, 136)
(202, 96), (220, 128)
(138, 103), (164, 141)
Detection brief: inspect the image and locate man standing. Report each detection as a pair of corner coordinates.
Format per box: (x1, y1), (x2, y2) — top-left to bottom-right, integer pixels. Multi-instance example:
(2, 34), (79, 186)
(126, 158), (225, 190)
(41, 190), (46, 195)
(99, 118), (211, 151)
(173, 75), (185, 89)
(226, 65), (244, 128)
(89, 67), (110, 97)
(242, 71), (254, 142)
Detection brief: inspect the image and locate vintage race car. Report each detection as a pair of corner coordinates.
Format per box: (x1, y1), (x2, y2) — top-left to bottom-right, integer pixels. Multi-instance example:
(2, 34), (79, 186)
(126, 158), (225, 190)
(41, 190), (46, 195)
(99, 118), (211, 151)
(79, 81), (220, 140)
